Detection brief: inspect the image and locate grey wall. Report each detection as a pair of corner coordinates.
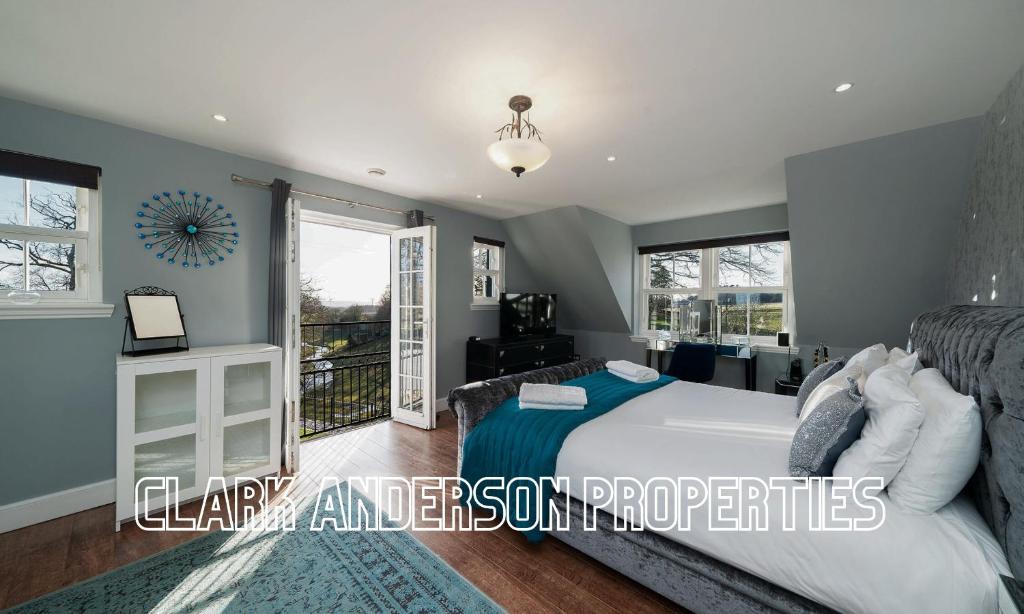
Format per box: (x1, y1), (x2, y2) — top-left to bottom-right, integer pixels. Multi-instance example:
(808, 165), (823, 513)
(578, 208), (634, 326)
(0, 96), (533, 505)
(502, 206), (630, 334)
(947, 63), (1024, 306)
(785, 117), (982, 351)
(631, 203), (789, 248)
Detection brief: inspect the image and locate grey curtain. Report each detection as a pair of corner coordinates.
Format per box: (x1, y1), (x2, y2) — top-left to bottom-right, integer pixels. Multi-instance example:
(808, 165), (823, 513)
(268, 178), (292, 348)
(406, 209), (425, 228)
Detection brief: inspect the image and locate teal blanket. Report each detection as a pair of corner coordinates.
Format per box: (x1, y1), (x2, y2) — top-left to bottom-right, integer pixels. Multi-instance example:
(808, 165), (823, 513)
(460, 369), (675, 542)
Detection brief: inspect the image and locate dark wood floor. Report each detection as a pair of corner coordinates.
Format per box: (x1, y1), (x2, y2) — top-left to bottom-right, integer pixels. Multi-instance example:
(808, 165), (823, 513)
(0, 412), (682, 612)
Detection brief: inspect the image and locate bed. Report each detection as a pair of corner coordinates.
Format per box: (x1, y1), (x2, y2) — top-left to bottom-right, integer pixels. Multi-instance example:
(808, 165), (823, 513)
(448, 305), (1024, 613)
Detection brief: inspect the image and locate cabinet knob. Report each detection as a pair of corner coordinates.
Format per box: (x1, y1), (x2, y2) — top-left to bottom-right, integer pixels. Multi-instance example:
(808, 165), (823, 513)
(539, 345), (545, 351)
(499, 350), (505, 358)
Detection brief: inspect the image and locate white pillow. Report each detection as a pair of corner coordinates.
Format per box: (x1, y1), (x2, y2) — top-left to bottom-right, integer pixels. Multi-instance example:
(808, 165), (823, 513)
(887, 369), (981, 513)
(887, 347), (921, 375)
(798, 363), (864, 422)
(846, 343), (889, 380)
(832, 364), (925, 486)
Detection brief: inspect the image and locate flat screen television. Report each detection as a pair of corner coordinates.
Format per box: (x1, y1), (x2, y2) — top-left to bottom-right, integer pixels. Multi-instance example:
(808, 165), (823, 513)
(500, 293), (557, 338)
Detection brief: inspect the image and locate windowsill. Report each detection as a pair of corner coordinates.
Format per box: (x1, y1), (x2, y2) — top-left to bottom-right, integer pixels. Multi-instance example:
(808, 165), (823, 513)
(470, 302), (499, 311)
(0, 302), (115, 320)
(751, 343), (799, 354)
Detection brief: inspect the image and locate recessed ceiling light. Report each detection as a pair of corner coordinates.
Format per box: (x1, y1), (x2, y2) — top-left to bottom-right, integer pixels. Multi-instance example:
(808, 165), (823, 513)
(833, 82), (854, 93)
(475, 194), (483, 199)
(606, 155), (616, 162)
(211, 114), (228, 122)
(367, 168), (386, 176)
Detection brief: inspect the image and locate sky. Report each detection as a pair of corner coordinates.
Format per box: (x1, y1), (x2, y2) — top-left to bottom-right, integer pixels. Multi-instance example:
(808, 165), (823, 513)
(300, 221), (389, 305)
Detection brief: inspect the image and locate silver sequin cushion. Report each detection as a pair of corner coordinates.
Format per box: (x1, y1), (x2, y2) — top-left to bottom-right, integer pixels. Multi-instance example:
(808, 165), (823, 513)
(795, 358), (846, 416)
(789, 378), (866, 477)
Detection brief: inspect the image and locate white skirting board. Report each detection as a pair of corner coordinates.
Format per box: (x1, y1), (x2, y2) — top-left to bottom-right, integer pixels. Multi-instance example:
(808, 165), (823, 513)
(0, 479), (115, 534)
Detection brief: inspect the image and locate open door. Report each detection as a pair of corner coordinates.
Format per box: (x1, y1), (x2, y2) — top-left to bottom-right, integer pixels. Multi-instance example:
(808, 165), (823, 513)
(390, 225), (436, 429)
(284, 197), (302, 472)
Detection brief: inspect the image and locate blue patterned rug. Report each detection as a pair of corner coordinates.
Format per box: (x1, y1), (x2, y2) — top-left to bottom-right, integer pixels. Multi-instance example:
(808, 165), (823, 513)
(10, 482), (503, 613)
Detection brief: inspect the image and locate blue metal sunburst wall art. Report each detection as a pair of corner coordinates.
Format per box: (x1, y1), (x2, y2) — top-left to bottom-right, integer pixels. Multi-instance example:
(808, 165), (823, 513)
(134, 190), (239, 269)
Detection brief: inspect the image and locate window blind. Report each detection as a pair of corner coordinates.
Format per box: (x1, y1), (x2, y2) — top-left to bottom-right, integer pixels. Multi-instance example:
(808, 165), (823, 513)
(473, 236), (505, 248)
(0, 149), (101, 190)
(637, 230), (789, 255)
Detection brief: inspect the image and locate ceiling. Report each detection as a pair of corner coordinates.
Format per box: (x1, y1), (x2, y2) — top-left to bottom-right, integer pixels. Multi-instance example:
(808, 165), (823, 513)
(1, 1), (1023, 224)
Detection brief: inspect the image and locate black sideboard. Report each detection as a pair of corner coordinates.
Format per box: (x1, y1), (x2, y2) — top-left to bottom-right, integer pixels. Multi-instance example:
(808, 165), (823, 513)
(466, 334), (575, 382)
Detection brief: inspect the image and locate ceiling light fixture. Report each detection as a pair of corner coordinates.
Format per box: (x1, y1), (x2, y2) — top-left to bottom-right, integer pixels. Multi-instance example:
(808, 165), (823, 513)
(833, 82), (854, 93)
(367, 168), (386, 176)
(487, 95), (551, 177)
(606, 156), (616, 162)
(212, 114), (228, 122)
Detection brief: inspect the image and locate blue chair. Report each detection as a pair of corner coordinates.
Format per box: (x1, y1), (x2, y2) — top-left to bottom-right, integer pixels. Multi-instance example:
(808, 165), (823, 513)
(665, 342), (716, 383)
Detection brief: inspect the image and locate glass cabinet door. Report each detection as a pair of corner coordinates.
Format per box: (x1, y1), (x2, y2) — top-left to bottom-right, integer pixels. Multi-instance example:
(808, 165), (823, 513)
(211, 351), (281, 479)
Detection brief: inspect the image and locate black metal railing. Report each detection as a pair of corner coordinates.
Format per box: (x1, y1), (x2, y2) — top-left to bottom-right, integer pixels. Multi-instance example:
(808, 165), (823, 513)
(300, 320), (390, 438)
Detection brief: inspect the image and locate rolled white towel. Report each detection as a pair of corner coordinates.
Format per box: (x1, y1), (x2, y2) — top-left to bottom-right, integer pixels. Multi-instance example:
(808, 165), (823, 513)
(607, 360), (659, 383)
(519, 401), (585, 411)
(606, 360), (652, 378)
(519, 383), (588, 407)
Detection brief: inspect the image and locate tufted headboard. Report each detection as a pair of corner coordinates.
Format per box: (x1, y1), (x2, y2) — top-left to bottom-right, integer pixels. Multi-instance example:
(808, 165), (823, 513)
(908, 305), (1024, 578)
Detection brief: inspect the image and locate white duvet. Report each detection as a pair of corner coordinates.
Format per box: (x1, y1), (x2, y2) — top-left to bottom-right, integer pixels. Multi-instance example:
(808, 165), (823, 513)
(554, 380), (1009, 614)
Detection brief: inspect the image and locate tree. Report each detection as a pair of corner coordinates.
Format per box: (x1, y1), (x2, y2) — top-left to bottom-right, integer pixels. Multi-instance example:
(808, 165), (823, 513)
(337, 304), (364, 322)
(0, 185), (77, 291)
(300, 275), (332, 324)
(375, 283), (391, 320)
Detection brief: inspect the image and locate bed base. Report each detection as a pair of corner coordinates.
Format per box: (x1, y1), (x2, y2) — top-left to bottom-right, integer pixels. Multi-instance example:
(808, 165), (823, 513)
(549, 496), (831, 614)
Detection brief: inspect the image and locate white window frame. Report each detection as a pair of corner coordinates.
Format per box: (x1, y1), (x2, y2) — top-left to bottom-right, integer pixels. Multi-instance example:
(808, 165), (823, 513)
(637, 242), (793, 346)
(0, 177), (111, 319)
(471, 240), (504, 310)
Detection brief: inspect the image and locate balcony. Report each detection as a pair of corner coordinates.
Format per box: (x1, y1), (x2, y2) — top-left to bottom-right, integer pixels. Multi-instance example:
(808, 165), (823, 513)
(300, 320), (390, 438)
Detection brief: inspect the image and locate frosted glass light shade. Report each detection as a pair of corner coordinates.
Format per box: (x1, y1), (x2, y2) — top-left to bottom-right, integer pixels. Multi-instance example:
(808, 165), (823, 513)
(487, 138), (551, 176)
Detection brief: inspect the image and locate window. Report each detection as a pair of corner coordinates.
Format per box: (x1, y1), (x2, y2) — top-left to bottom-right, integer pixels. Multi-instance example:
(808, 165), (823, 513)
(639, 237), (792, 344)
(471, 237), (504, 308)
(0, 150), (109, 318)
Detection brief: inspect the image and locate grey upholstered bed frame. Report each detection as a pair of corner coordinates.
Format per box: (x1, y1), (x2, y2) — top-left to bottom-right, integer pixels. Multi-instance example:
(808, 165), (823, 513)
(447, 305), (1024, 613)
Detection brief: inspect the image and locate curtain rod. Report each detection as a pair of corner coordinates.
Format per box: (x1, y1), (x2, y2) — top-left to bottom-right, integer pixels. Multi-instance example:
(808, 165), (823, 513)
(230, 174), (434, 221)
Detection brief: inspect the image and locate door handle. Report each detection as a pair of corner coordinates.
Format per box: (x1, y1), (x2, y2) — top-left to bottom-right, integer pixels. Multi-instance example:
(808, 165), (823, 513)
(199, 417), (207, 442)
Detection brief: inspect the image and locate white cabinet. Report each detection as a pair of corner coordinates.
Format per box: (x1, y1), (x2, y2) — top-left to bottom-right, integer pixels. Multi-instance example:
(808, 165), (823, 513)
(116, 344), (281, 529)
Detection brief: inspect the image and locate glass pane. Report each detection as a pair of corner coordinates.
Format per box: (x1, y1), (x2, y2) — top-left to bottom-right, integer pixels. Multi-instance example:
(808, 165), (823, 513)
(27, 241), (75, 291)
(647, 293), (697, 331)
(399, 271), (423, 307)
(648, 250), (700, 288)
(400, 375), (424, 414)
(750, 292), (784, 336)
(718, 246), (750, 287)
(473, 246), (491, 270)
(224, 361), (272, 416)
(399, 236), (423, 272)
(0, 239), (24, 290)
(473, 274), (497, 299)
(135, 370), (197, 434)
(399, 341), (423, 376)
(717, 292), (749, 336)
(223, 418), (271, 477)
(135, 434), (197, 499)
(0, 175), (24, 225)
(28, 180), (77, 230)
(749, 243), (784, 287)
(400, 307), (423, 341)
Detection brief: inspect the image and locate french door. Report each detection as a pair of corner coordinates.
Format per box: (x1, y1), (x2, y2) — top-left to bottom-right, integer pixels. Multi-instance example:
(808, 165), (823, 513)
(284, 198), (302, 472)
(390, 225), (436, 429)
